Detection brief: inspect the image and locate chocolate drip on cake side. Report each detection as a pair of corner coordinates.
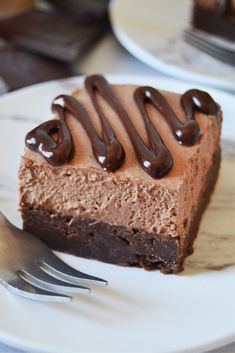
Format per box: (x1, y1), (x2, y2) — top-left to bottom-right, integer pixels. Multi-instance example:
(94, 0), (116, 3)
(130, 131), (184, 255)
(25, 75), (219, 178)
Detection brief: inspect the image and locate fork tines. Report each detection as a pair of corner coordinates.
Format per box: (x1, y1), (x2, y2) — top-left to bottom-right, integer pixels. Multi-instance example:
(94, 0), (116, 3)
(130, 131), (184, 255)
(184, 29), (235, 66)
(0, 212), (108, 302)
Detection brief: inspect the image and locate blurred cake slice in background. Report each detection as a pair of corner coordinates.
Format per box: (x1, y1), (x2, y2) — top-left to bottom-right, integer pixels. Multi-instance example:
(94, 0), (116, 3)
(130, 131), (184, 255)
(192, 0), (235, 41)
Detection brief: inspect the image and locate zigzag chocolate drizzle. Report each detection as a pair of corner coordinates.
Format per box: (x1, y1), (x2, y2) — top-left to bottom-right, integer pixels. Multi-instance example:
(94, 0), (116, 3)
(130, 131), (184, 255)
(135, 86), (202, 146)
(181, 89), (219, 120)
(51, 93), (125, 172)
(25, 75), (219, 178)
(85, 75), (173, 178)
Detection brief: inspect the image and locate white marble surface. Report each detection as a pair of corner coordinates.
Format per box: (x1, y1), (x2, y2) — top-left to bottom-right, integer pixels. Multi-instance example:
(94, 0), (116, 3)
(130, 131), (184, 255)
(0, 34), (234, 353)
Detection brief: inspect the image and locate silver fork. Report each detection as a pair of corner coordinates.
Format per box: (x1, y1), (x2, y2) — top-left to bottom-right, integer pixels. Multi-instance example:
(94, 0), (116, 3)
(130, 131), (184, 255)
(0, 212), (107, 302)
(184, 29), (235, 67)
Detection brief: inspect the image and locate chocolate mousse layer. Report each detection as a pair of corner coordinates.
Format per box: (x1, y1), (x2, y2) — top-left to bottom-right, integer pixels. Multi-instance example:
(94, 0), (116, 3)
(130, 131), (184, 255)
(19, 75), (222, 273)
(21, 147), (220, 273)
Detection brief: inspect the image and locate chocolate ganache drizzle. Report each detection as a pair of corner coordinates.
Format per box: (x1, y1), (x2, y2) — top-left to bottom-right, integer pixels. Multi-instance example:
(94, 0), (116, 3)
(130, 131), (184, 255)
(52, 93), (125, 172)
(25, 118), (72, 166)
(25, 75), (219, 178)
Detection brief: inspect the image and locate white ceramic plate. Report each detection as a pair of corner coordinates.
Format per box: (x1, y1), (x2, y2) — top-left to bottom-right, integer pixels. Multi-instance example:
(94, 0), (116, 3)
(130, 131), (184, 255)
(0, 75), (235, 353)
(109, 0), (235, 92)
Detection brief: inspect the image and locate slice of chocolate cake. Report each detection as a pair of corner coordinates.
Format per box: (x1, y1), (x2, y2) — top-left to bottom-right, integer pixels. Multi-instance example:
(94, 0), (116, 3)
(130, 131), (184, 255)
(192, 0), (235, 41)
(19, 75), (222, 274)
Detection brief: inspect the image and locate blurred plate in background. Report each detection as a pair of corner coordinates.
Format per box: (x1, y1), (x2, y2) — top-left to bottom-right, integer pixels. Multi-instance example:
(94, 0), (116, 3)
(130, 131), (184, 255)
(110, 0), (235, 92)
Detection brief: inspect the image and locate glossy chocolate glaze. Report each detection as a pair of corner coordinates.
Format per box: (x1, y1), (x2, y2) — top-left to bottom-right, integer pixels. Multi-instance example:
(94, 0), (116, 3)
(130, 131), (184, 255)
(135, 87), (202, 144)
(25, 118), (72, 166)
(85, 75), (172, 178)
(25, 75), (219, 178)
(181, 89), (218, 120)
(52, 92), (125, 172)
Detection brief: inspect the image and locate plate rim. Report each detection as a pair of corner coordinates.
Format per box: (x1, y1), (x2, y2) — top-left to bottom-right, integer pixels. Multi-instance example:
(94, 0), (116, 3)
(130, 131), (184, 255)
(0, 322), (235, 353)
(1, 73), (235, 102)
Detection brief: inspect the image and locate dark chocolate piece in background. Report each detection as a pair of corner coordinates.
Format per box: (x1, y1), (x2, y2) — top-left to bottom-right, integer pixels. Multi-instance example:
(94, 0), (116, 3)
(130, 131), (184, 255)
(46, 0), (110, 23)
(0, 1), (111, 92)
(0, 46), (78, 91)
(0, 9), (109, 63)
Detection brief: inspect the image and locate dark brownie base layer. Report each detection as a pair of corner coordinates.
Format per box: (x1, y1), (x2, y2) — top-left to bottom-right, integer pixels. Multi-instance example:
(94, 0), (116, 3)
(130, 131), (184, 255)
(21, 148), (221, 274)
(193, 5), (235, 42)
